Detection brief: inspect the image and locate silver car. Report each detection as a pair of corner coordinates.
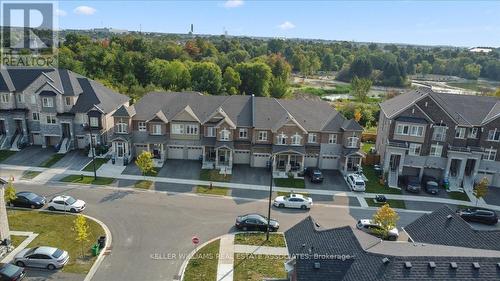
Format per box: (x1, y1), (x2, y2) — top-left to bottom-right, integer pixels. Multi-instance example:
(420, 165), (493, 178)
(14, 246), (69, 270)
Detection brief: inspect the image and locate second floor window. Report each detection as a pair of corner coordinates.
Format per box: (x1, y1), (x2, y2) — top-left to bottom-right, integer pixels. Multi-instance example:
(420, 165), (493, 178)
(1, 93), (10, 103)
(207, 126), (216, 137)
(45, 114), (56, 124)
(65, 97), (72, 106)
(483, 149), (497, 161)
(346, 136), (359, 148)
(172, 124), (184, 134)
(16, 94), (24, 103)
(328, 134), (337, 144)
(116, 123), (128, 134)
(138, 122), (146, 132)
(291, 133), (301, 145)
(432, 126), (447, 142)
(239, 128), (248, 139)
(430, 144), (443, 157)
(396, 124), (424, 137)
(152, 124), (162, 135)
(408, 143), (422, 156)
(220, 129), (230, 141)
(186, 124), (198, 135)
(32, 112), (40, 121)
(455, 127), (466, 139)
(89, 117), (99, 127)
(42, 97), (53, 107)
(308, 133), (317, 143)
(468, 128), (479, 139)
(258, 131), (268, 141)
(277, 133), (287, 145)
(488, 129), (500, 142)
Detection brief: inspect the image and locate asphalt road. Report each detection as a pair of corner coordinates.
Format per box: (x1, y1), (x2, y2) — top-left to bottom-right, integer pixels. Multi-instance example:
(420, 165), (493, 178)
(11, 182), (425, 281)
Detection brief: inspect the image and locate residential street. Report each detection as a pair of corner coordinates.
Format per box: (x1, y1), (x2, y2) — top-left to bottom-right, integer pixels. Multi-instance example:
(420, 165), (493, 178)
(11, 181), (424, 281)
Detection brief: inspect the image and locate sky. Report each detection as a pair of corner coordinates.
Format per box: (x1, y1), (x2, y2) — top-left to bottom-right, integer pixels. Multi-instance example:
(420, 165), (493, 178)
(50, 0), (500, 47)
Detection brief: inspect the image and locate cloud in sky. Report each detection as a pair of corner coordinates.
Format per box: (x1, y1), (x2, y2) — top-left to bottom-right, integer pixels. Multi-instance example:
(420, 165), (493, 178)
(278, 21), (295, 30)
(55, 9), (67, 17)
(224, 0), (244, 8)
(74, 6), (96, 15)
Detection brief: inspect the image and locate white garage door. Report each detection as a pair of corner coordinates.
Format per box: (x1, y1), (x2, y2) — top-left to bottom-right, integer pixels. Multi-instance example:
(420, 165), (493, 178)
(168, 146), (184, 159)
(320, 155), (339, 170)
(187, 146), (202, 160)
(252, 153), (270, 167)
(304, 154), (318, 168)
(32, 133), (43, 145)
(76, 136), (86, 149)
(234, 150), (250, 164)
(135, 144), (148, 157)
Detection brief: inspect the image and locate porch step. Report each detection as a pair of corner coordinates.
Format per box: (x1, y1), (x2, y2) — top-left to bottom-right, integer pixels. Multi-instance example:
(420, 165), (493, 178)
(58, 138), (69, 154)
(219, 167), (232, 175)
(0, 135), (6, 149)
(9, 135), (21, 151)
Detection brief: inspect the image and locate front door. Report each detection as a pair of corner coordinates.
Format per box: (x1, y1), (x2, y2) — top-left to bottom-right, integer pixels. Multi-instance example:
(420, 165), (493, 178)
(465, 159), (476, 177)
(15, 119), (22, 134)
(116, 142), (124, 157)
(62, 123), (71, 138)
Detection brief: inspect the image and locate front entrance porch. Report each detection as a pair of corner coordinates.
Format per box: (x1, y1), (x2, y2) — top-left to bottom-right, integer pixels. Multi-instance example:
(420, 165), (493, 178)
(272, 152), (304, 178)
(445, 156), (480, 191)
(202, 145), (233, 174)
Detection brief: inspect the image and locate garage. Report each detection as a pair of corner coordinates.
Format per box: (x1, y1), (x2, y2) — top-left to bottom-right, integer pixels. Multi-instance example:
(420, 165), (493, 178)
(167, 145), (184, 159)
(402, 166), (420, 177)
(319, 155), (339, 170)
(76, 136), (86, 149)
(304, 154), (318, 168)
(32, 133), (43, 145)
(423, 168), (443, 180)
(234, 150), (250, 164)
(187, 146), (202, 160)
(252, 153), (270, 167)
(135, 144), (148, 157)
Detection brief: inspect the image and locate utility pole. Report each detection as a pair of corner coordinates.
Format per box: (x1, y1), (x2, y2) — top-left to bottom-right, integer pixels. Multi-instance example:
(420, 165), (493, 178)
(266, 155), (274, 241)
(87, 114), (97, 180)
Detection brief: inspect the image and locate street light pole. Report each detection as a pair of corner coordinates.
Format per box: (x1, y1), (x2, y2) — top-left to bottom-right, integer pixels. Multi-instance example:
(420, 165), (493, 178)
(266, 155), (274, 241)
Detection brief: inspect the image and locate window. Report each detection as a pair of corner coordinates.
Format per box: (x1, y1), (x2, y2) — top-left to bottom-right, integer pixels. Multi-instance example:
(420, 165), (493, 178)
(347, 137), (359, 148)
(32, 112), (40, 121)
(396, 124), (424, 137)
(239, 128), (248, 139)
(432, 126), (447, 142)
(206, 126), (215, 137)
(469, 127), (479, 139)
(42, 97), (53, 107)
(186, 124), (198, 135)
(45, 114), (56, 124)
(220, 129), (230, 141)
(16, 94), (24, 103)
(487, 129), (500, 142)
(258, 131), (268, 141)
(65, 97), (72, 106)
(0, 93), (9, 103)
(89, 117), (99, 127)
(395, 124), (409, 135)
(31, 94), (36, 104)
(308, 133), (317, 143)
(138, 122), (146, 132)
(483, 149), (497, 161)
(328, 134), (337, 144)
(172, 124), (184, 134)
(410, 125), (424, 137)
(291, 133), (302, 145)
(408, 143), (422, 156)
(116, 119), (128, 134)
(430, 144), (443, 157)
(277, 133), (287, 145)
(455, 127), (466, 139)
(152, 124), (162, 135)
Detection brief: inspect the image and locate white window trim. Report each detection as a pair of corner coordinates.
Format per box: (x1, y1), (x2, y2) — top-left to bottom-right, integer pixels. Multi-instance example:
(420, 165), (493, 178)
(430, 144), (443, 157)
(291, 133), (302, 145)
(171, 124), (184, 134)
(32, 112), (40, 121)
(277, 133), (287, 145)
(185, 124), (199, 135)
(455, 127), (466, 139)
(65, 97), (72, 106)
(468, 127), (479, 139)
(220, 129), (230, 141)
(45, 114), (57, 124)
(308, 133), (317, 144)
(487, 129), (500, 142)
(152, 124), (162, 135)
(328, 134), (337, 144)
(483, 148), (497, 161)
(138, 122), (147, 132)
(0, 93), (9, 103)
(206, 126), (216, 137)
(89, 117), (99, 127)
(16, 94), (24, 103)
(42, 97), (54, 108)
(239, 128), (248, 139)
(408, 143), (422, 156)
(258, 131), (268, 141)
(346, 136), (359, 148)
(432, 126), (447, 142)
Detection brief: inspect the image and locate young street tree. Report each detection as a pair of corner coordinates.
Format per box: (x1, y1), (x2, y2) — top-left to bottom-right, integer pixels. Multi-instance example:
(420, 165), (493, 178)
(473, 177), (489, 206)
(135, 151), (156, 177)
(351, 76), (372, 103)
(73, 214), (91, 258)
(4, 178), (16, 204)
(372, 204), (399, 239)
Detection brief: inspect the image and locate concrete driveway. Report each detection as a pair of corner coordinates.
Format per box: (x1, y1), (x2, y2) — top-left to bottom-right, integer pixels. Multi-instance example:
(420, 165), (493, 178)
(231, 165), (270, 185)
(2, 146), (55, 167)
(484, 187), (500, 205)
(157, 160), (201, 179)
(51, 150), (91, 170)
(304, 170), (350, 191)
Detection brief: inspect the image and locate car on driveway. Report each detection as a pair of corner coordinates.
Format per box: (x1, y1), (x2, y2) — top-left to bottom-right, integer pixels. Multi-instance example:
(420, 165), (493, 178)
(346, 173), (366, 192)
(457, 208), (498, 225)
(9, 192), (46, 209)
(304, 167), (324, 183)
(403, 176), (421, 193)
(356, 219), (399, 241)
(47, 195), (85, 213)
(14, 246), (69, 270)
(235, 213), (279, 232)
(0, 263), (26, 280)
(424, 181), (439, 194)
(273, 193), (313, 209)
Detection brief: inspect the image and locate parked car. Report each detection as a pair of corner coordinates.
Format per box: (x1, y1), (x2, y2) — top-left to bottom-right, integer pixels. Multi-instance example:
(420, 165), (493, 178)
(424, 180), (440, 195)
(47, 195), (85, 213)
(273, 193), (313, 209)
(346, 173), (366, 192)
(235, 213), (279, 232)
(403, 176), (421, 193)
(0, 263), (25, 281)
(304, 167), (324, 183)
(14, 246), (69, 270)
(356, 219), (399, 241)
(457, 208), (499, 225)
(9, 192), (46, 209)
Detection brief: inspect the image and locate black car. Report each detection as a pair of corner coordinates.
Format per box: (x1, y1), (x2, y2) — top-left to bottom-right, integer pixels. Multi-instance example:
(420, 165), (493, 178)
(9, 192), (46, 209)
(421, 176), (439, 194)
(0, 263), (26, 281)
(403, 176), (421, 193)
(304, 167), (324, 183)
(235, 213), (279, 232)
(457, 208), (499, 225)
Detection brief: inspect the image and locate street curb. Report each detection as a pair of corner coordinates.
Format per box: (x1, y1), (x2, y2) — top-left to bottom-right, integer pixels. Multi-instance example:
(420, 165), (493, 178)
(176, 236), (222, 281)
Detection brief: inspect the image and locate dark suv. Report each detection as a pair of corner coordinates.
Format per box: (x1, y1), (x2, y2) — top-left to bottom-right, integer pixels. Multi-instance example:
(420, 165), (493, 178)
(422, 175), (440, 195)
(457, 208), (498, 225)
(403, 176), (421, 193)
(304, 167), (324, 183)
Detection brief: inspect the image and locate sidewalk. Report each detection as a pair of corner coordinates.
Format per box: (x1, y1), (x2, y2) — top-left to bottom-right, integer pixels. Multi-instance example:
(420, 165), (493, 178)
(217, 234), (235, 281)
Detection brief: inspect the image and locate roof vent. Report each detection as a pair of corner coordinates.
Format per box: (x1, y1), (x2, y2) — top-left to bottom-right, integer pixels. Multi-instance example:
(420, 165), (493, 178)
(301, 243), (306, 248)
(473, 262), (480, 269)
(428, 262), (436, 269)
(382, 258), (390, 264)
(446, 214), (453, 220)
(405, 262), (412, 269)
(450, 262), (458, 269)
(313, 262), (321, 269)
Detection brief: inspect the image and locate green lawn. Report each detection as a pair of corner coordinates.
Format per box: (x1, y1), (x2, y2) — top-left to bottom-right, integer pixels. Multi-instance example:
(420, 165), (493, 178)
(200, 169), (232, 182)
(366, 198), (406, 209)
(234, 233), (286, 247)
(234, 254), (287, 281)
(363, 165), (402, 195)
(82, 158), (109, 172)
(134, 180), (153, 189)
(183, 239), (220, 281)
(448, 191), (470, 202)
(277, 191), (309, 197)
(0, 150), (16, 162)
(60, 175), (115, 185)
(10, 235), (27, 248)
(21, 171), (41, 180)
(196, 185), (229, 196)
(362, 143), (374, 154)
(274, 178), (305, 189)
(8, 210), (105, 274)
(39, 153), (65, 168)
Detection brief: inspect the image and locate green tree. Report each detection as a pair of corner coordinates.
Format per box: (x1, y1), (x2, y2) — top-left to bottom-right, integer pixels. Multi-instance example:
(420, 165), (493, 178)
(4, 178), (16, 204)
(73, 214), (91, 258)
(351, 76), (372, 103)
(147, 59), (190, 91)
(135, 151), (156, 177)
(190, 62), (222, 95)
(269, 77), (291, 99)
(349, 56), (373, 79)
(372, 204), (399, 239)
(223, 66), (241, 95)
(417, 60), (432, 77)
(473, 177), (489, 206)
(235, 62), (273, 96)
(463, 63), (481, 80)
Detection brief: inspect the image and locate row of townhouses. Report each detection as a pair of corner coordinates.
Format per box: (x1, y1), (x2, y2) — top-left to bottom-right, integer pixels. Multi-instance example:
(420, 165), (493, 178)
(376, 87), (500, 189)
(0, 67), (364, 176)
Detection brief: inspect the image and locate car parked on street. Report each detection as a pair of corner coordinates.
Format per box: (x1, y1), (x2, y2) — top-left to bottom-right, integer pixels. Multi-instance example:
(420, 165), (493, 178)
(9, 192), (46, 209)
(356, 219), (399, 241)
(14, 246), (69, 270)
(457, 208), (499, 225)
(304, 167), (324, 183)
(346, 173), (366, 192)
(403, 176), (421, 193)
(0, 263), (26, 281)
(47, 195), (85, 213)
(273, 193), (313, 209)
(235, 213), (279, 232)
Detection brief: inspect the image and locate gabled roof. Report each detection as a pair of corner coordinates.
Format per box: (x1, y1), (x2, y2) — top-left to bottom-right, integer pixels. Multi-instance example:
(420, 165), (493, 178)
(147, 110), (168, 123)
(71, 78), (129, 114)
(0, 68), (14, 91)
(113, 104), (136, 117)
(341, 119), (363, 131)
